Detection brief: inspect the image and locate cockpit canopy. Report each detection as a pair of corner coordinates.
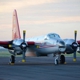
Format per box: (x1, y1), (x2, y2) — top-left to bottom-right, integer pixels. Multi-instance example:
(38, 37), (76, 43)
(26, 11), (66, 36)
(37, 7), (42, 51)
(47, 33), (60, 39)
(26, 33), (61, 41)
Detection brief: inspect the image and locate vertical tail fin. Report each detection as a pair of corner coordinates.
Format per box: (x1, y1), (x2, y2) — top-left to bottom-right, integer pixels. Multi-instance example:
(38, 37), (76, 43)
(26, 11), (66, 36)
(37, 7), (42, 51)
(12, 9), (21, 40)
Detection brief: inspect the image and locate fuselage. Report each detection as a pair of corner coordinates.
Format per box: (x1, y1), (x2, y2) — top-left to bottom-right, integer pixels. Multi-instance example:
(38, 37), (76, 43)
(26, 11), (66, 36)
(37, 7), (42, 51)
(26, 33), (66, 55)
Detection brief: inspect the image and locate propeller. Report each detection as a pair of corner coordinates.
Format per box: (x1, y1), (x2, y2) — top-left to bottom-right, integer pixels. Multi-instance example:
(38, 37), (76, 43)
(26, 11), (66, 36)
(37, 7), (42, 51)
(22, 30), (27, 62)
(73, 30), (77, 62)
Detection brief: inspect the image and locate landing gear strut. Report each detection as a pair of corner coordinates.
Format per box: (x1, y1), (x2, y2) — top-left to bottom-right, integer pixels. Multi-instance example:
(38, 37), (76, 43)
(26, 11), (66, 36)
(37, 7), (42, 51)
(54, 54), (59, 65)
(9, 55), (15, 64)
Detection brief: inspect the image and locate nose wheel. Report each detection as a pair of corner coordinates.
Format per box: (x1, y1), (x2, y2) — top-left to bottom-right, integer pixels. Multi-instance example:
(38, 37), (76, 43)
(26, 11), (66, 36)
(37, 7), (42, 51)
(9, 55), (15, 64)
(54, 54), (66, 65)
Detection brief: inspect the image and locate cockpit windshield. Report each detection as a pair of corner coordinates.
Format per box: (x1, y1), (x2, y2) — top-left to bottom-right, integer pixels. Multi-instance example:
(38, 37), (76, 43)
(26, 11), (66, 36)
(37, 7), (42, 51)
(48, 33), (60, 39)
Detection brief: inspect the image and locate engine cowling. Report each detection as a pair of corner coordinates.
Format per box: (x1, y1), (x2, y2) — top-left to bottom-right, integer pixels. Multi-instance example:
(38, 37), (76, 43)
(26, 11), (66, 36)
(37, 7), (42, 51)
(63, 39), (78, 54)
(8, 39), (27, 55)
(8, 49), (22, 55)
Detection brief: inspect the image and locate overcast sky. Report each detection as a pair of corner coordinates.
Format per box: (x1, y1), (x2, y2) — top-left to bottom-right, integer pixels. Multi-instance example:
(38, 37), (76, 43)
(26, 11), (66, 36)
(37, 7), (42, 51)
(0, 0), (80, 40)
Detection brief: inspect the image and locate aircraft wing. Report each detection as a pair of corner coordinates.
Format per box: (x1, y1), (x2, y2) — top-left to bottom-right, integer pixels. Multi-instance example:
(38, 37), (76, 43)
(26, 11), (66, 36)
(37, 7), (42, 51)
(77, 40), (80, 46)
(77, 40), (80, 44)
(0, 40), (35, 49)
(0, 41), (10, 48)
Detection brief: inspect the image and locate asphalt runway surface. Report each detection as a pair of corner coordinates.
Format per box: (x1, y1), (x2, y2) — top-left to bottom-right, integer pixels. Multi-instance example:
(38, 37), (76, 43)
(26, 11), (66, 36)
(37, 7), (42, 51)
(0, 57), (80, 80)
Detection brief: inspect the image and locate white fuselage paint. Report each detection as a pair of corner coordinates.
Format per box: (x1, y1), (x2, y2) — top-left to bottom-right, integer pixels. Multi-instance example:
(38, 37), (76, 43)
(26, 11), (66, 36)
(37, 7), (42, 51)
(26, 33), (66, 55)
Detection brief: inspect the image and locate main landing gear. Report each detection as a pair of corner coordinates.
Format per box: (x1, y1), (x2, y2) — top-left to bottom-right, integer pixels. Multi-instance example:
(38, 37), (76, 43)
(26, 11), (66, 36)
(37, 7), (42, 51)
(9, 55), (15, 65)
(54, 54), (59, 65)
(60, 55), (65, 64)
(54, 54), (66, 65)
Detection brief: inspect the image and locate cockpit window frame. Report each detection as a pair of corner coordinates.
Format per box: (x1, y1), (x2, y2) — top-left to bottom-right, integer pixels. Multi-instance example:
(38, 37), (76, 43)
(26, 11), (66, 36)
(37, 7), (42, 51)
(48, 33), (60, 39)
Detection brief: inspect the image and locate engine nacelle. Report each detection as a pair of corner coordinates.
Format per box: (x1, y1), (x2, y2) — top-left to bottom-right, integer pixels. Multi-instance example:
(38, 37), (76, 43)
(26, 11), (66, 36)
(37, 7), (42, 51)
(8, 49), (22, 55)
(13, 39), (24, 46)
(8, 39), (27, 55)
(77, 51), (80, 53)
(77, 47), (80, 53)
(63, 39), (78, 54)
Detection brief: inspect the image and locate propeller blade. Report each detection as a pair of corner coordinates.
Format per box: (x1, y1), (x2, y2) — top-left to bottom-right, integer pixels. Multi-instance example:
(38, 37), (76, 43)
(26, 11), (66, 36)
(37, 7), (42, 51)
(23, 30), (26, 42)
(22, 30), (26, 62)
(22, 48), (26, 62)
(74, 30), (77, 42)
(73, 30), (77, 62)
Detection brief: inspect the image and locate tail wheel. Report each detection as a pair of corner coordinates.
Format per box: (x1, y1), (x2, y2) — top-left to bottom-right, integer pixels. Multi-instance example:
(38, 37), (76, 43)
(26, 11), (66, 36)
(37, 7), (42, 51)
(60, 55), (65, 64)
(10, 55), (15, 64)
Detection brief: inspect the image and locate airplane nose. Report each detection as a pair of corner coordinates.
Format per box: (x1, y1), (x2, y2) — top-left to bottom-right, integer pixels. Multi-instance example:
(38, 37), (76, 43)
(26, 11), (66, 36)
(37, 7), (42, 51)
(58, 40), (66, 53)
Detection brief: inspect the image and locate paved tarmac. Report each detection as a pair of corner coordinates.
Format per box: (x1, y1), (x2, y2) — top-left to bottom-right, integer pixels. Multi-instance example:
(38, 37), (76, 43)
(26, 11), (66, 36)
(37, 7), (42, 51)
(0, 57), (80, 80)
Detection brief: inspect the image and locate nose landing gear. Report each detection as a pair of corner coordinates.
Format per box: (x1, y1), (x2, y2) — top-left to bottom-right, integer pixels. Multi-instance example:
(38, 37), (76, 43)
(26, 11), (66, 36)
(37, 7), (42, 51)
(54, 54), (66, 65)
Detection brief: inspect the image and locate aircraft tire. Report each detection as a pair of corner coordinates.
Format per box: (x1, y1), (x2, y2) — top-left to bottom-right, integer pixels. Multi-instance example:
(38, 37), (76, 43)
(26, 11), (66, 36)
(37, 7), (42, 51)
(10, 55), (15, 64)
(60, 55), (65, 64)
(56, 59), (59, 65)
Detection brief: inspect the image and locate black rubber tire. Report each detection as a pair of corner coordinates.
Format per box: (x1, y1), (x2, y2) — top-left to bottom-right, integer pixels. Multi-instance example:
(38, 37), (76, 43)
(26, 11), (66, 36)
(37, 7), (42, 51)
(10, 55), (15, 63)
(60, 55), (65, 64)
(56, 59), (59, 65)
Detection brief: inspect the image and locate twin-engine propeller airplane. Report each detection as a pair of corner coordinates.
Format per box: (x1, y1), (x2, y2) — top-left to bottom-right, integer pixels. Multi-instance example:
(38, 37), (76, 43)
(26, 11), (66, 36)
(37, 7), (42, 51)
(0, 9), (80, 65)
